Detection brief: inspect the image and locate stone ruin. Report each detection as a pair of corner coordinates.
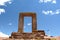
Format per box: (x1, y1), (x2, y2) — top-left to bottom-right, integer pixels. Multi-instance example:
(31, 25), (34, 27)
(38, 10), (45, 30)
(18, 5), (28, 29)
(4, 12), (50, 40)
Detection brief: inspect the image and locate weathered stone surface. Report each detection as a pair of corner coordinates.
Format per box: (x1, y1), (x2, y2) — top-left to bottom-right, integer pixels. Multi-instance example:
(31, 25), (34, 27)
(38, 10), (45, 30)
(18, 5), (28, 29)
(4, 38), (50, 40)
(4, 12), (48, 40)
(9, 12), (45, 39)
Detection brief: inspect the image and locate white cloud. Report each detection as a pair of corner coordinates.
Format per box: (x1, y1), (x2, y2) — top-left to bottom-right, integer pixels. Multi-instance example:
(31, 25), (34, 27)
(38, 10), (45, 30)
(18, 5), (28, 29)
(0, 0), (12, 6)
(0, 32), (9, 37)
(0, 0), (12, 15)
(39, 0), (44, 3)
(27, 23), (32, 26)
(52, 0), (56, 4)
(8, 23), (12, 26)
(39, 0), (56, 4)
(44, 0), (52, 3)
(55, 9), (60, 14)
(42, 10), (49, 15)
(0, 9), (5, 15)
(42, 9), (60, 15)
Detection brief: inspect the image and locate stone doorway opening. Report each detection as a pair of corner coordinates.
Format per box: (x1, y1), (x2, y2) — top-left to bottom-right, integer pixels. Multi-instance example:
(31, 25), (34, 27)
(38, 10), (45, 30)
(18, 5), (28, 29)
(24, 17), (32, 33)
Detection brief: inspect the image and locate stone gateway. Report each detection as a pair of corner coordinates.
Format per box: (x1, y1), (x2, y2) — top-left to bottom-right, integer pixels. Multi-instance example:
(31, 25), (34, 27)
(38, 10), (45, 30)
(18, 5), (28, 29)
(4, 12), (50, 40)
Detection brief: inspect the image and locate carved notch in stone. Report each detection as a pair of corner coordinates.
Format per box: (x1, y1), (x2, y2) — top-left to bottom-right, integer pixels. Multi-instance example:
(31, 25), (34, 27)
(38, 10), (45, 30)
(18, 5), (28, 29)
(18, 12), (37, 33)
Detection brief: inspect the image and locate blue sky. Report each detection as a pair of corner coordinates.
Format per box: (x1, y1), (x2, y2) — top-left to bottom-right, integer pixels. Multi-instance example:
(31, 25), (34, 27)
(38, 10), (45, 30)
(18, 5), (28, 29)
(0, 0), (60, 37)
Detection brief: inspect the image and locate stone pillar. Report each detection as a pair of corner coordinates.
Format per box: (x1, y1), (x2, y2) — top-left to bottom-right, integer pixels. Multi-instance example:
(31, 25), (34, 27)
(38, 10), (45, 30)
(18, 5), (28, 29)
(32, 14), (37, 32)
(18, 13), (24, 33)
